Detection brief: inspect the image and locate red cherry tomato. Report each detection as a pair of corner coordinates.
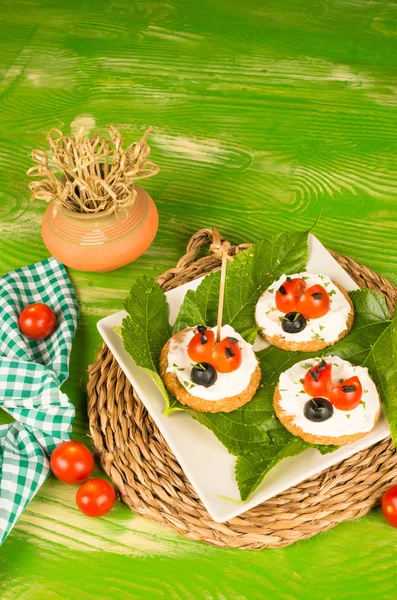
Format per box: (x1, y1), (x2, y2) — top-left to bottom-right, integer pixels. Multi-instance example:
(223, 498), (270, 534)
(382, 485), (397, 528)
(19, 303), (56, 340)
(329, 376), (362, 411)
(297, 284), (330, 319)
(50, 441), (94, 485)
(275, 277), (306, 314)
(211, 336), (242, 373)
(303, 360), (332, 398)
(187, 327), (215, 363)
(76, 478), (116, 518)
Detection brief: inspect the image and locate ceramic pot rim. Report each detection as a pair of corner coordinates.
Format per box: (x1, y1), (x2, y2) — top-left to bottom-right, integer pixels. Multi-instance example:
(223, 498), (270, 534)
(55, 184), (143, 221)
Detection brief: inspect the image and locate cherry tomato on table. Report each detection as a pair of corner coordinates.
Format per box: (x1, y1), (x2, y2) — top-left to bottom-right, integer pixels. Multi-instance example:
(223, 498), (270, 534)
(275, 277), (306, 314)
(297, 284), (330, 319)
(329, 376), (362, 411)
(187, 326), (215, 363)
(303, 360), (332, 398)
(50, 441), (94, 485)
(76, 478), (116, 517)
(211, 336), (242, 373)
(19, 303), (56, 340)
(382, 485), (397, 528)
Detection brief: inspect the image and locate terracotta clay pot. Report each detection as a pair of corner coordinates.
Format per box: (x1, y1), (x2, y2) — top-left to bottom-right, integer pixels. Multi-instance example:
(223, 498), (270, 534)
(41, 185), (158, 272)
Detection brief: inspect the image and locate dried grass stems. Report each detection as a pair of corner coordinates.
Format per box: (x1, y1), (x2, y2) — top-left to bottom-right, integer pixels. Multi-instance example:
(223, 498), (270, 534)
(27, 126), (159, 214)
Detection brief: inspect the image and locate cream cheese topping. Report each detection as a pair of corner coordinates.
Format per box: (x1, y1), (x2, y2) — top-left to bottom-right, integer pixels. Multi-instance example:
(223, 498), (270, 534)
(255, 272), (351, 343)
(277, 356), (379, 438)
(166, 325), (258, 401)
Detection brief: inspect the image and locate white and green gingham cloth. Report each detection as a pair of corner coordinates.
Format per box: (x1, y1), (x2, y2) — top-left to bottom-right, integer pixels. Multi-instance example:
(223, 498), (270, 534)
(0, 257), (78, 544)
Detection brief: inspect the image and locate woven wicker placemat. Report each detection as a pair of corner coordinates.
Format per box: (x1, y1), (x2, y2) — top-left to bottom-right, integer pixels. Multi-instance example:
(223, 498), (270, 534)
(87, 228), (397, 549)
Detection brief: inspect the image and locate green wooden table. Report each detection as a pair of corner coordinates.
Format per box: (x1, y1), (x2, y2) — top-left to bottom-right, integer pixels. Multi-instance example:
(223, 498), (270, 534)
(1, 0), (397, 597)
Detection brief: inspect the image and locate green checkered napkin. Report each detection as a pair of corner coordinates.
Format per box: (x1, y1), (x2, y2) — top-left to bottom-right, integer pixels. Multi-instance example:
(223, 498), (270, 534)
(0, 257), (78, 544)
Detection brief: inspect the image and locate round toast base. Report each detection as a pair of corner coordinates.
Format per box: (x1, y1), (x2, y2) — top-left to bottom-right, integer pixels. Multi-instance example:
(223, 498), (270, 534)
(160, 329), (261, 413)
(273, 385), (381, 446)
(256, 282), (354, 352)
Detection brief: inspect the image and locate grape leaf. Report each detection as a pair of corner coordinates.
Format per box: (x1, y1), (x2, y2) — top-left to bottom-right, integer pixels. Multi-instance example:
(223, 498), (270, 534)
(235, 437), (310, 501)
(121, 277), (182, 414)
(240, 326), (262, 345)
(173, 273), (221, 332)
(350, 288), (390, 326)
(184, 384), (285, 456)
(173, 230), (309, 334)
(234, 439), (338, 501)
(314, 444), (339, 454)
(359, 303), (397, 447)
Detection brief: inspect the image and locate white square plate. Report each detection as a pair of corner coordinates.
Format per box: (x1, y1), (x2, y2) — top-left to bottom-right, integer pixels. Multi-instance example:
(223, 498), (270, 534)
(97, 234), (390, 522)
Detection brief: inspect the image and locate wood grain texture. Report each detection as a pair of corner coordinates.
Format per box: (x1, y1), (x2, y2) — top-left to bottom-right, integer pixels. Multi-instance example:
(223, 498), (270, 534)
(0, 0), (397, 598)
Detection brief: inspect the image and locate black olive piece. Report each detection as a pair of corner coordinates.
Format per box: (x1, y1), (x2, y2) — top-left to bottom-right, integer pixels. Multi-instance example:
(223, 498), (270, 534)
(227, 337), (239, 344)
(309, 359), (327, 381)
(191, 362), (217, 388)
(309, 369), (319, 382)
(281, 312), (307, 334)
(341, 385), (357, 393)
(279, 285), (287, 295)
(286, 276), (292, 282)
(304, 397), (334, 422)
(311, 292), (323, 300)
(225, 346), (235, 358)
(196, 325), (208, 344)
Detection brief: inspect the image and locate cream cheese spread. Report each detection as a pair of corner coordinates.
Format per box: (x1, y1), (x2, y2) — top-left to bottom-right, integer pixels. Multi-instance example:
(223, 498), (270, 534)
(255, 272), (351, 344)
(277, 356), (379, 438)
(166, 325), (257, 401)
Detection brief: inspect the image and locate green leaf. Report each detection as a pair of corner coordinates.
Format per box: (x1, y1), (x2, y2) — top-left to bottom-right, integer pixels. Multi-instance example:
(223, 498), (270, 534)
(359, 303), (397, 447)
(240, 326), (261, 345)
(235, 437), (310, 501)
(314, 444), (339, 454)
(173, 275), (220, 333)
(113, 325), (122, 338)
(173, 230), (309, 334)
(184, 386), (277, 456)
(253, 230), (310, 280)
(235, 439), (338, 501)
(121, 277), (182, 414)
(349, 288), (390, 326)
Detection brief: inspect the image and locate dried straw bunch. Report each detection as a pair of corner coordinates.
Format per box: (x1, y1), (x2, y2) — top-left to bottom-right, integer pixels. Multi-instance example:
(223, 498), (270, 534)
(27, 126), (159, 214)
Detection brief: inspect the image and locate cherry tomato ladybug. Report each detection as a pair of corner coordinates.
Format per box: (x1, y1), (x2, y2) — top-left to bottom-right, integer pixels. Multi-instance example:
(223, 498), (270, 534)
(382, 485), (397, 528)
(187, 326), (215, 363)
(211, 336), (242, 373)
(303, 360), (332, 398)
(329, 376), (362, 411)
(297, 284), (330, 319)
(19, 303), (56, 340)
(275, 277), (306, 314)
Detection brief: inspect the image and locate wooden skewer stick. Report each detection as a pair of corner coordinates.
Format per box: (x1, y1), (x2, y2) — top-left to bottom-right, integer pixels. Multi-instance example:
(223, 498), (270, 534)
(216, 248), (228, 343)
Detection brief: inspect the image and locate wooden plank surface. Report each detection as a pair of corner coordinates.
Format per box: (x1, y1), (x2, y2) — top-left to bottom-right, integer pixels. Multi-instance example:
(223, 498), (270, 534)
(1, 0), (397, 598)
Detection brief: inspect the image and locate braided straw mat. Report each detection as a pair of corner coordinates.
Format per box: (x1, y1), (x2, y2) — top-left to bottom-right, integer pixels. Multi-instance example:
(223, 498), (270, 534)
(87, 228), (397, 549)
